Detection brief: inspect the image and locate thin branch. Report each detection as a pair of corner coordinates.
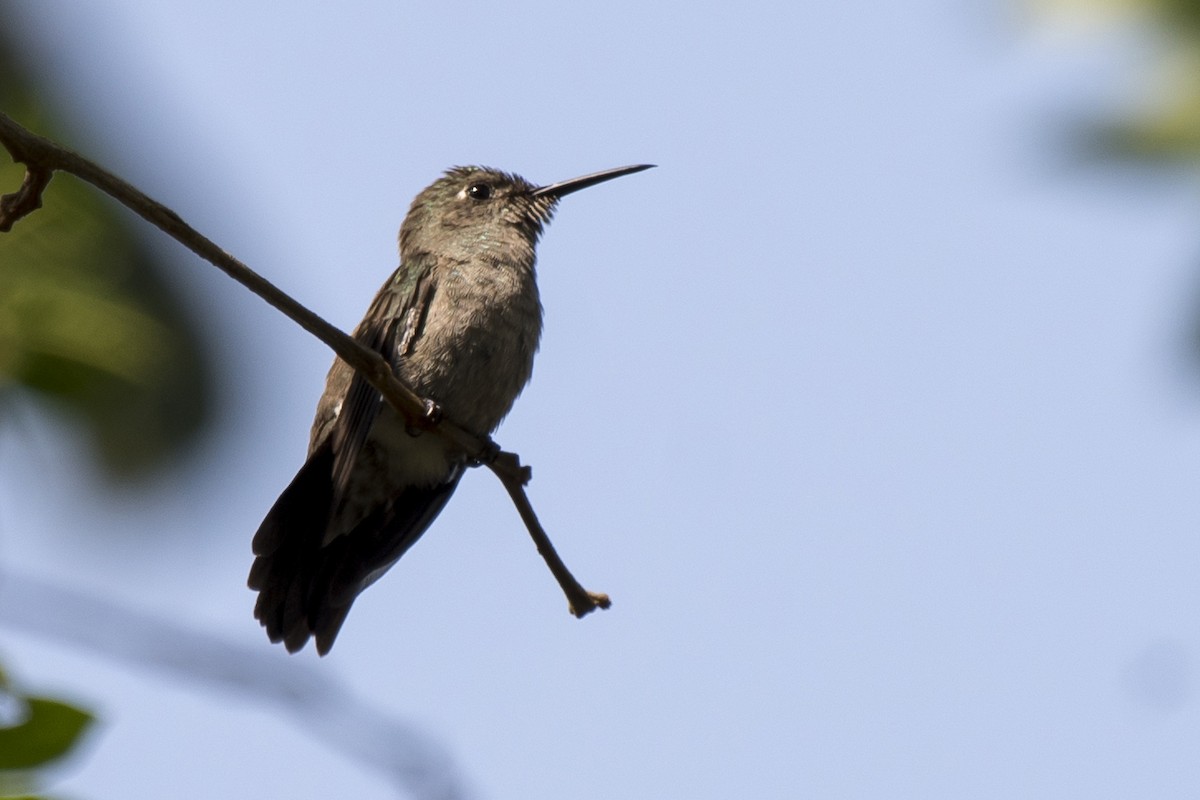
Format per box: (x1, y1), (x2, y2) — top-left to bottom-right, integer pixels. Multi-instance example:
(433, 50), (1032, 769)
(0, 112), (473, 454)
(0, 110), (607, 617)
(490, 454), (611, 617)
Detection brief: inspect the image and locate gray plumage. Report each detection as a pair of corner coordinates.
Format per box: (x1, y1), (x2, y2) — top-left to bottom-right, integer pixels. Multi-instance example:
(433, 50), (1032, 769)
(249, 164), (652, 654)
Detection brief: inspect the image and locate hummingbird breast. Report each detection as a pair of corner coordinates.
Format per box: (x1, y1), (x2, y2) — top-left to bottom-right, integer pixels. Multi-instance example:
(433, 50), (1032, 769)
(315, 254), (542, 539)
(398, 254), (543, 437)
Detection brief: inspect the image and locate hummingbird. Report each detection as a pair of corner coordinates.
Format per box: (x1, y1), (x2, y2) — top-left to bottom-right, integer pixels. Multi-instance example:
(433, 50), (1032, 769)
(248, 163), (653, 654)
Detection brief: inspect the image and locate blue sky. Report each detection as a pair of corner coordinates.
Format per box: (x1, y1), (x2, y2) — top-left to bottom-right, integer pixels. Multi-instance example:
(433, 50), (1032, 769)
(3, 2), (1200, 798)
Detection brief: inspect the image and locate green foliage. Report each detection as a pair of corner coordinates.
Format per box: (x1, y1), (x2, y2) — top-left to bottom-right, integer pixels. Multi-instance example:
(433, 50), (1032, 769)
(0, 25), (215, 480)
(1041, 0), (1200, 161)
(0, 664), (95, 799)
(0, 698), (94, 771)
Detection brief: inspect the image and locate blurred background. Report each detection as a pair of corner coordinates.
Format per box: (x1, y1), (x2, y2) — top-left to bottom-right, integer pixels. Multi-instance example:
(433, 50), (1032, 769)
(2, 0), (1200, 797)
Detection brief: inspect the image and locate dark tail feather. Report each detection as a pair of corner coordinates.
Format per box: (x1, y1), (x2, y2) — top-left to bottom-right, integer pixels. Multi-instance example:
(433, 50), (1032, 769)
(248, 441), (335, 652)
(305, 472), (463, 654)
(250, 442), (463, 655)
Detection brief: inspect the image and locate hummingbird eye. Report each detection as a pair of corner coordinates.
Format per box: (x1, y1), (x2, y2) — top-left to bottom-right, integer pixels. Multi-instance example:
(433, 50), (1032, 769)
(466, 183), (492, 201)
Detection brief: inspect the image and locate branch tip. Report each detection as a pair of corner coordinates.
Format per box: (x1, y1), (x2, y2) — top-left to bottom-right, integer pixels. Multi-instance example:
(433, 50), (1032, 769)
(569, 592), (612, 618)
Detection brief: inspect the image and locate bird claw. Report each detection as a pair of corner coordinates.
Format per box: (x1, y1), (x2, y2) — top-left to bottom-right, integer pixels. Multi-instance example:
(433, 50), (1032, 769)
(421, 398), (443, 426)
(468, 438), (501, 468)
(405, 399), (443, 436)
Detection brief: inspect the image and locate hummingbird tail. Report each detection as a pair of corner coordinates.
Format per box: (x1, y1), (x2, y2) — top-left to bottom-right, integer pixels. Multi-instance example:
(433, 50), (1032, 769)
(249, 440), (464, 655)
(248, 440), (337, 653)
(302, 471), (463, 654)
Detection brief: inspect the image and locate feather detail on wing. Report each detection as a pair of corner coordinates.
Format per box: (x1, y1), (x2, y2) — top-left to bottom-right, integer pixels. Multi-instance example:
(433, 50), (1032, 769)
(329, 270), (435, 508)
(249, 266), (453, 655)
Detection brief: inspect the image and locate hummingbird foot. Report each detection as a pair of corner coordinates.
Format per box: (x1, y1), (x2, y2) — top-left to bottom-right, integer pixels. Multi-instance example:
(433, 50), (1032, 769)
(421, 397), (442, 425)
(467, 437), (502, 468)
(405, 398), (443, 436)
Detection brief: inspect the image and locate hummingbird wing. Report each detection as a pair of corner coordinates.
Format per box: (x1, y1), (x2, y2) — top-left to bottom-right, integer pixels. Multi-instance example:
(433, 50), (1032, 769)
(250, 268), (456, 654)
(328, 270), (435, 505)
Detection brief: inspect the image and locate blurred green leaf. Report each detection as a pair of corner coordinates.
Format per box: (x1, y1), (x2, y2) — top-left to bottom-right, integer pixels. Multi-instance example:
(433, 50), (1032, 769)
(0, 661), (96, 798)
(0, 697), (94, 771)
(0, 19), (215, 480)
(1035, 0), (1200, 162)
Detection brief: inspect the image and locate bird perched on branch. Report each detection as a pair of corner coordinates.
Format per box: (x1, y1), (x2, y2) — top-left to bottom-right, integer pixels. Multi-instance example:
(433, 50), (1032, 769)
(249, 163), (653, 654)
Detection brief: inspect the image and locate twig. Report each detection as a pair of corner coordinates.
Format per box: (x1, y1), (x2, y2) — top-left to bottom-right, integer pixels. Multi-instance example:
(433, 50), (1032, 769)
(490, 453), (611, 617)
(0, 163), (50, 231)
(0, 110), (607, 616)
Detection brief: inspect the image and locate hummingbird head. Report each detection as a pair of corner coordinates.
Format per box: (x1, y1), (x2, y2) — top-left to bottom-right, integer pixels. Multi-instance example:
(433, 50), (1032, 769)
(399, 167), (552, 264)
(398, 164), (655, 264)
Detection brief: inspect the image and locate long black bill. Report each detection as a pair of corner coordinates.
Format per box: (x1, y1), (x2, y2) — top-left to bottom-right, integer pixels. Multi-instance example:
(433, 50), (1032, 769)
(532, 164), (655, 199)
